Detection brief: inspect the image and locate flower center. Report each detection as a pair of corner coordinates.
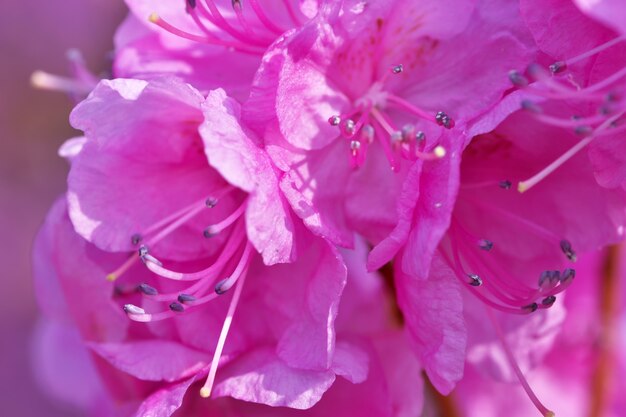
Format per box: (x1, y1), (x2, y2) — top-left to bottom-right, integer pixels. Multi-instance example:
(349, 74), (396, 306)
(108, 184), (252, 399)
(508, 35), (626, 193)
(327, 64), (453, 171)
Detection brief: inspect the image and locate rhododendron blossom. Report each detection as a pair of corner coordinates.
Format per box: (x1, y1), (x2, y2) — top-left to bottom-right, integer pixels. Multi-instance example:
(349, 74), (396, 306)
(506, 0), (626, 191)
(30, 0), (626, 416)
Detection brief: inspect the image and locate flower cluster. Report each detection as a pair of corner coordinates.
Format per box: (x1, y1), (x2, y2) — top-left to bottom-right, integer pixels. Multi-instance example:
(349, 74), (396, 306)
(33, 1), (626, 416)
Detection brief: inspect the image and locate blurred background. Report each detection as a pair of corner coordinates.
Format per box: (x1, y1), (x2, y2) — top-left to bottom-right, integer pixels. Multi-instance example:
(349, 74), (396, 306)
(0, 1), (126, 415)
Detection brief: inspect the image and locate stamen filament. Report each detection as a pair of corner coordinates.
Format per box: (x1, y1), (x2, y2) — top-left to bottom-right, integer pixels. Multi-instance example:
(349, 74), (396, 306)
(386, 94), (438, 125)
(518, 111), (624, 193)
(565, 35), (625, 66)
(249, 0), (286, 34)
(486, 307), (555, 417)
(199, 244), (251, 398)
(283, 0), (303, 26)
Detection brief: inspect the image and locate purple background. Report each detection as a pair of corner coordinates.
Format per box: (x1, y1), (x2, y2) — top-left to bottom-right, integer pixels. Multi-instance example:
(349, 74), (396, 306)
(0, 1), (125, 415)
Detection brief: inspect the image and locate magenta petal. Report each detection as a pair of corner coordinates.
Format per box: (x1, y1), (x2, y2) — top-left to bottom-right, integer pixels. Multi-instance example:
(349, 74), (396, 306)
(32, 319), (105, 410)
(36, 199), (129, 342)
(279, 142), (355, 248)
(213, 347), (336, 409)
(574, 0), (626, 35)
(396, 253), (467, 394)
(330, 341), (369, 384)
(89, 340), (208, 382)
(273, 237), (346, 371)
(200, 89), (296, 264)
(68, 77), (229, 260)
(135, 375), (200, 417)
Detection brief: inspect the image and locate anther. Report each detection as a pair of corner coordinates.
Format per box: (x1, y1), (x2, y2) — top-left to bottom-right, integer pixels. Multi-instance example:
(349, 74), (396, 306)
(231, 0), (242, 10)
(350, 140), (361, 151)
(499, 180), (512, 189)
(435, 111), (455, 129)
(203, 228), (217, 238)
(508, 70), (529, 87)
(522, 302), (539, 313)
(131, 233), (143, 246)
(468, 273), (483, 287)
(215, 278), (235, 295)
(574, 125), (593, 136)
(169, 302), (185, 313)
(361, 124), (375, 143)
(561, 268), (576, 283)
(139, 246), (162, 266)
(178, 293), (196, 303)
(521, 100), (543, 113)
(205, 197), (218, 208)
(186, 0), (196, 8)
(138, 283), (158, 296)
(124, 304), (146, 315)
(538, 270), (560, 291)
(390, 131), (403, 144)
(541, 295), (557, 307)
(391, 64), (403, 74)
(343, 119), (356, 136)
(549, 61), (567, 74)
(328, 115), (341, 126)
(416, 131), (425, 141)
(478, 239), (493, 251)
(560, 240), (577, 262)
(401, 124), (415, 141)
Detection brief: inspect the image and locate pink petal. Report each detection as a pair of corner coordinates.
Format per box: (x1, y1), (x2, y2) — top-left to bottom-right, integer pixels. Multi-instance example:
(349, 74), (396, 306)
(212, 347), (336, 409)
(89, 340), (209, 382)
(135, 375), (200, 417)
(200, 89), (296, 264)
(68, 77), (232, 261)
(396, 253), (467, 394)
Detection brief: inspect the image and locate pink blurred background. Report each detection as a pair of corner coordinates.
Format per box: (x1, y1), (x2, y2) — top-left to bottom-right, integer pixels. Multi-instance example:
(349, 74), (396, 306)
(0, 1), (125, 415)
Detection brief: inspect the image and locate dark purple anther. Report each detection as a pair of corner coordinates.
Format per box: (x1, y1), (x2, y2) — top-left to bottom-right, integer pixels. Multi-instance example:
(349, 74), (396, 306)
(508, 70), (529, 87)
(521, 100), (542, 114)
(138, 283), (158, 296)
(435, 111), (455, 129)
(468, 274), (483, 287)
(131, 233), (143, 246)
(548, 61), (567, 74)
(178, 293), (196, 303)
(478, 239), (493, 251)
(215, 278), (234, 295)
(561, 268), (576, 283)
(560, 240), (577, 262)
(205, 197), (218, 208)
(522, 302), (539, 313)
(499, 180), (512, 190)
(169, 302), (185, 312)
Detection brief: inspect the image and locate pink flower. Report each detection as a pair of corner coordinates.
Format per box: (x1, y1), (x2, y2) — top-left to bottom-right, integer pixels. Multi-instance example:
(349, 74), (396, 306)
(367, 78), (625, 415)
(35, 196), (421, 416)
(242, 0), (533, 250)
(454, 247), (626, 417)
(38, 75), (375, 411)
(114, 0), (316, 100)
(506, 0), (626, 190)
